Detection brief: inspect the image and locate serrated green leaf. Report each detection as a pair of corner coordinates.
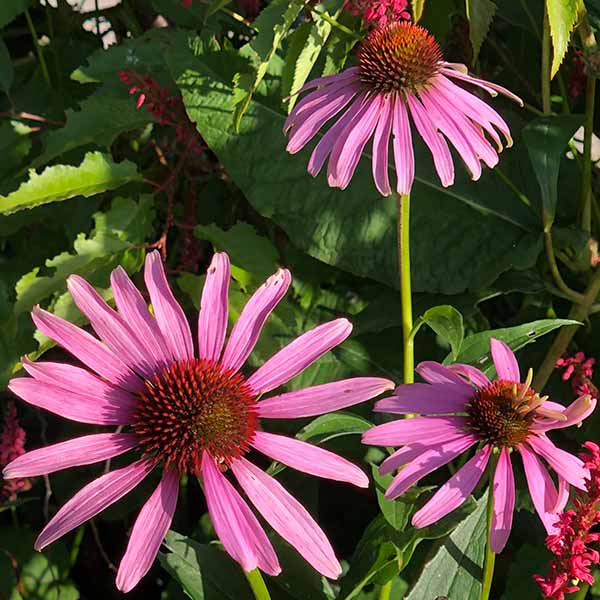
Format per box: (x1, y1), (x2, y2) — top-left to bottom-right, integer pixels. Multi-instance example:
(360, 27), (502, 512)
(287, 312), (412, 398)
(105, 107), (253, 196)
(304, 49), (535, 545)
(466, 0), (497, 61)
(0, 152), (141, 215)
(0, 0), (33, 29)
(420, 305), (464, 360)
(0, 38), (14, 92)
(546, 0), (583, 78)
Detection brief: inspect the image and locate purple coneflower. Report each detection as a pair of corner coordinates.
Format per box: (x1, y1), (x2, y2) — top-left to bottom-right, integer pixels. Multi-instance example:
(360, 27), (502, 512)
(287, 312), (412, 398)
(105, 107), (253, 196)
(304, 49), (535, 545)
(3, 251), (394, 591)
(362, 338), (596, 553)
(284, 21), (523, 195)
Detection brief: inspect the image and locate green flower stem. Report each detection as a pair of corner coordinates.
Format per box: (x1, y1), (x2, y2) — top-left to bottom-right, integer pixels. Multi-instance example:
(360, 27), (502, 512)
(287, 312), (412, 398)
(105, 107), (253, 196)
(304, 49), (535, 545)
(397, 193), (414, 384)
(541, 7), (551, 115)
(245, 568), (271, 600)
(480, 456), (499, 600)
(378, 581), (392, 600)
(24, 9), (50, 87)
(580, 75), (596, 235)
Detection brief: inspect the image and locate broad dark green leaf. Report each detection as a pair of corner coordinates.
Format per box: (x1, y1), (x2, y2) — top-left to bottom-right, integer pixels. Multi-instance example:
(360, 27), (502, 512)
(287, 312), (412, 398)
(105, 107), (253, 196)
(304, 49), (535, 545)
(522, 115), (583, 224)
(444, 318), (579, 374)
(297, 411), (372, 444)
(170, 44), (542, 295)
(0, 0), (33, 29)
(0, 152), (141, 215)
(0, 38), (14, 91)
(466, 0), (497, 61)
(417, 305), (464, 360)
(546, 0), (582, 77)
(405, 492), (488, 600)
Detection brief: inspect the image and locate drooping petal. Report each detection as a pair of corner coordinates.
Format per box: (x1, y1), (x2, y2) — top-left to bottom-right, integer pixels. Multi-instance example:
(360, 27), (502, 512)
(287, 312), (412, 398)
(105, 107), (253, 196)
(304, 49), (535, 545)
(3, 433), (138, 478)
(201, 452), (280, 575)
(527, 435), (589, 490)
(111, 266), (172, 367)
(116, 469), (179, 593)
(532, 395), (597, 432)
(519, 444), (559, 534)
(9, 378), (136, 425)
(407, 93), (454, 187)
(379, 445), (439, 476)
(446, 363), (491, 388)
(251, 431), (368, 488)
(247, 319), (352, 395)
(490, 338), (520, 381)
(383, 435), (479, 500)
(415, 361), (472, 388)
(231, 458), (341, 579)
(362, 415), (467, 447)
(440, 66), (524, 105)
(371, 95), (393, 196)
(294, 67), (360, 95)
(490, 447), (515, 553)
(221, 269), (291, 373)
(144, 251), (193, 362)
(258, 377), (394, 419)
(412, 444), (491, 528)
(392, 95), (415, 194)
(552, 476), (570, 514)
(35, 458), (155, 549)
(68, 275), (158, 378)
(197, 252), (230, 362)
(373, 383), (471, 415)
(31, 306), (140, 393)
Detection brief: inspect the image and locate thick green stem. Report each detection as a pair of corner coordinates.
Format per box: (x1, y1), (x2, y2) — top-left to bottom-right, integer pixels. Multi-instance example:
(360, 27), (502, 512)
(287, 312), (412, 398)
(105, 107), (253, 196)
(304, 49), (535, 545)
(245, 569), (271, 600)
(480, 464), (498, 600)
(397, 193), (414, 384)
(580, 75), (596, 235)
(541, 7), (551, 115)
(24, 9), (50, 86)
(378, 581), (392, 600)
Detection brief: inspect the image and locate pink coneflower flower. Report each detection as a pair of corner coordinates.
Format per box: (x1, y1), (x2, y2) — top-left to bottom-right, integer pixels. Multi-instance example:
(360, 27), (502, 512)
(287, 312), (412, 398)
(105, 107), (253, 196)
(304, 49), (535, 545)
(362, 338), (597, 553)
(3, 251), (394, 592)
(284, 21), (523, 195)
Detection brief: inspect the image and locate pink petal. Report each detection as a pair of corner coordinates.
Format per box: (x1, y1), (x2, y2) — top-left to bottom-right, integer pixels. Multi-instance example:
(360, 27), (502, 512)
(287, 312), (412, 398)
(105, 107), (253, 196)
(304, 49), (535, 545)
(440, 67), (524, 105)
(380, 444), (443, 476)
(251, 431), (368, 488)
(9, 377), (136, 425)
(412, 444), (491, 527)
(116, 468), (179, 592)
(111, 266), (172, 368)
(446, 363), (491, 388)
(371, 95), (393, 196)
(415, 361), (473, 388)
(362, 415), (467, 446)
(527, 435), (589, 490)
(231, 458), (341, 579)
(532, 395), (597, 432)
(258, 377), (394, 419)
(295, 67), (360, 94)
(31, 306), (140, 393)
(68, 275), (158, 378)
(407, 93), (454, 187)
(519, 444), (559, 534)
(383, 435), (478, 500)
(201, 452), (280, 575)
(144, 251), (193, 362)
(392, 95), (415, 194)
(327, 94), (383, 190)
(35, 458), (155, 549)
(247, 318), (352, 395)
(490, 338), (520, 381)
(221, 269), (291, 373)
(3, 433), (137, 478)
(373, 383), (471, 415)
(552, 476), (570, 514)
(198, 252), (230, 362)
(490, 447), (515, 553)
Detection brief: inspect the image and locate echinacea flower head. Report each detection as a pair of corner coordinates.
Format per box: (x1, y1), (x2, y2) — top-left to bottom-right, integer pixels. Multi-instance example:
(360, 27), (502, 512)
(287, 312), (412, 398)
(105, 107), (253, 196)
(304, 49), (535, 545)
(362, 338), (597, 554)
(284, 21), (523, 195)
(3, 251), (394, 592)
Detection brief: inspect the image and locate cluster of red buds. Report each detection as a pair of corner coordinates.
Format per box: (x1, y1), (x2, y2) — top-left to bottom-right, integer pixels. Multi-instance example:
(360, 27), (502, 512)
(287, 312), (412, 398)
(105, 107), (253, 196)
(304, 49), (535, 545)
(556, 352), (597, 399)
(118, 70), (203, 154)
(344, 0), (410, 28)
(0, 401), (30, 503)
(534, 442), (600, 599)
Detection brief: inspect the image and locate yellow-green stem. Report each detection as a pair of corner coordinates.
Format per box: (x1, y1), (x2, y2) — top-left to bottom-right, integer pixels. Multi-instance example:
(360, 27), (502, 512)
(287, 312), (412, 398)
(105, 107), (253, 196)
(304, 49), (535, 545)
(581, 75), (596, 234)
(541, 7), (551, 115)
(397, 193), (414, 384)
(245, 569), (271, 600)
(378, 581), (392, 600)
(24, 9), (50, 86)
(480, 464), (498, 600)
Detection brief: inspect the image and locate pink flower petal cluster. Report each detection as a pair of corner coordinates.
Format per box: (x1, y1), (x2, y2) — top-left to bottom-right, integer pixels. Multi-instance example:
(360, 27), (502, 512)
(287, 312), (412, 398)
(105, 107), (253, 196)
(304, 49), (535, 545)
(556, 352), (597, 398)
(534, 441), (600, 600)
(3, 251), (393, 592)
(0, 401), (30, 502)
(363, 339), (596, 553)
(345, 0), (410, 28)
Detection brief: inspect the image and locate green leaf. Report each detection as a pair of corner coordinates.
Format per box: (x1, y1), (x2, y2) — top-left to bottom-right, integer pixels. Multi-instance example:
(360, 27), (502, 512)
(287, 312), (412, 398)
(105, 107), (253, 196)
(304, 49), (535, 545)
(0, 38), (14, 92)
(0, 152), (141, 215)
(296, 411), (372, 444)
(522, 115), (583, 225)
(445, 318), (580, 374)
(466, 0), (497, 61)
(170, 45), (542, 295)
(0, 121), (32, 182)
(546, 0), (583, 78)
(418, 305), (464, 360)
(412, 0), (425, 21)
(405, 491), (488, 600)
(232, 0), (305, 130)
(32, 96), (152, 168)
(0, 0), (33, 29)
(160, 530), (253, 599)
